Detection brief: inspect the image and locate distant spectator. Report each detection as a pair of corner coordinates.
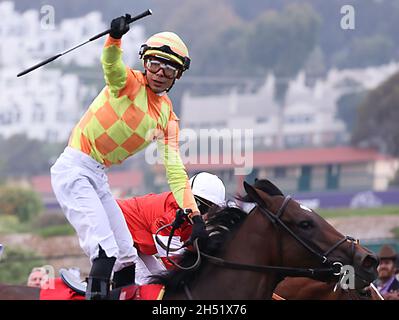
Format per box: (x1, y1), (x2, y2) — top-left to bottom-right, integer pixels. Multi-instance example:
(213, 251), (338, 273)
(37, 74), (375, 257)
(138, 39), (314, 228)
(27, 266), (50, 288)
(374, 245), (399, 300)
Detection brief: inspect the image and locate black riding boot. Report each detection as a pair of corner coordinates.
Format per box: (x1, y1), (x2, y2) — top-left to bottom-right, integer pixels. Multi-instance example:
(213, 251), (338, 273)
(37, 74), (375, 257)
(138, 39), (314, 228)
(112, 263), (136, 289)
(85, 246), (116, 300)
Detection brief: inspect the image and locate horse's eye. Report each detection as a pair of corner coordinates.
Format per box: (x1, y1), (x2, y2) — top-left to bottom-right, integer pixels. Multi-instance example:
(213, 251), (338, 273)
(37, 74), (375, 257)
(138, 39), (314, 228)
(299, 220), (314, 230)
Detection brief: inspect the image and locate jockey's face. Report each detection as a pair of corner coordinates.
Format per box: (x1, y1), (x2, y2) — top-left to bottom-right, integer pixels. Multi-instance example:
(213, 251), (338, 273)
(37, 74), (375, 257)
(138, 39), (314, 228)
(145, 57), (179, 94)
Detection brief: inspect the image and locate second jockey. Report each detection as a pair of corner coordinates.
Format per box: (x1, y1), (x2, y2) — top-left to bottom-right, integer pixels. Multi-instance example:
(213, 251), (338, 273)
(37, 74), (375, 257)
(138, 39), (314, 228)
(117, 172), (226, 283)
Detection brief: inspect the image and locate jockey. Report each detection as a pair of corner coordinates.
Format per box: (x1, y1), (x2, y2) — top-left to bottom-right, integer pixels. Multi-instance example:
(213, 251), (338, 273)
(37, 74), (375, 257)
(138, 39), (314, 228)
(117, 172), (226, 280)
(50, 14), (204, 300)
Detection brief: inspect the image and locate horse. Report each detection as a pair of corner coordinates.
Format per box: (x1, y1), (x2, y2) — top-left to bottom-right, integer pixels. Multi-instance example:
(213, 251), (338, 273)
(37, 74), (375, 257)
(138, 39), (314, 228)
(274, 277), (382, 300)
(0, 179), (379, 300)
(148, 179), (378, 300)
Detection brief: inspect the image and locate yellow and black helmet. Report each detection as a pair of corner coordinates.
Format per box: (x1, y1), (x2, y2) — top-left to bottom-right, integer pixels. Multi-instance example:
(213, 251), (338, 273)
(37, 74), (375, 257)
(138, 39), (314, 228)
(139, 32), (191, 72)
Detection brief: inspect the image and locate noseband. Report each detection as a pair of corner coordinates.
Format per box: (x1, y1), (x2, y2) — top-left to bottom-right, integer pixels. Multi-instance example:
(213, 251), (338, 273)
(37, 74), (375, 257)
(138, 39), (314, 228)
(257, 196), (358, 270)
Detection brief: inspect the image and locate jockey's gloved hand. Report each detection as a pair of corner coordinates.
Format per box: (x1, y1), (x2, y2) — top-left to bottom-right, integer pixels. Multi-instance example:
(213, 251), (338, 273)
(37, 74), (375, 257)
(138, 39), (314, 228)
(171, 208), (187, 229)
(187, 215), (208, 247)
(110, 14), (131, 39)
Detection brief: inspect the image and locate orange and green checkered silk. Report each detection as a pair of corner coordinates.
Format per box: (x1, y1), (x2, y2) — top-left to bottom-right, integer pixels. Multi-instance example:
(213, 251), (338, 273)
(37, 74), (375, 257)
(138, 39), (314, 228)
(68, 36), (198, 213)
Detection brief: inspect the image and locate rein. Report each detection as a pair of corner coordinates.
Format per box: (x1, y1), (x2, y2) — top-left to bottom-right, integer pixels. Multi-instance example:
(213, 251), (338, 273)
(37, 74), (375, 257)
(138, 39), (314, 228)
(154, 222), (202, 271)
(200, 251), (340, 277)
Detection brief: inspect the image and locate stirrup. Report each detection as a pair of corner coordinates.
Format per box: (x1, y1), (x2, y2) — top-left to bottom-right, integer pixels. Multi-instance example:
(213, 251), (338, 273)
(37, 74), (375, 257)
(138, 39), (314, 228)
(112, 264), (136, 289)
(85, 277), (110, 300)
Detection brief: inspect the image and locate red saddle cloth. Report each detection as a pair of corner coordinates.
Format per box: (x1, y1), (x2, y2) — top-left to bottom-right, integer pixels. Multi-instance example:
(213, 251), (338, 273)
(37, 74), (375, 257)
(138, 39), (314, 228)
(40, 278), (85, 300)
(40, 278), (165, 300)
(119, 284), (165, 300)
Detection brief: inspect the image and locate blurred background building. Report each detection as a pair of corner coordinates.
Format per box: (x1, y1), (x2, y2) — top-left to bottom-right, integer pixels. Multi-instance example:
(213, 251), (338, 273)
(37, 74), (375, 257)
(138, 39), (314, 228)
(1, 0), (399, 283)
(0, 0), (398, 204)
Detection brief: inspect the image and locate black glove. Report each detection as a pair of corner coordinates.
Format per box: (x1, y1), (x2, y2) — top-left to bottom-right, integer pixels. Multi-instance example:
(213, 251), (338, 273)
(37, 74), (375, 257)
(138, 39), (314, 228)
(187, 215), (208, 247)
(110, 14), (131, 39)
(171, 209), (187, 229)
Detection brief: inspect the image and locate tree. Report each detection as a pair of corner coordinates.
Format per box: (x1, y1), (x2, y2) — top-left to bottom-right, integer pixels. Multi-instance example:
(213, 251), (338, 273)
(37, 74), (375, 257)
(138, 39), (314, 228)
(304, 46), (327, 79)
(336, 90), (367, 133)
(0, 247), (45, 285)
(352, 71), (399, 156)
(0, 186), (43, 223)
(0, 134), (65, 179)
(333, 35), (395, 69)
(152, 0), (242, 76)
(11, 0), (399, 73)
(4, 134), (51, 178)
(246, 3), (321, 78)
(194, 25), (250, 76)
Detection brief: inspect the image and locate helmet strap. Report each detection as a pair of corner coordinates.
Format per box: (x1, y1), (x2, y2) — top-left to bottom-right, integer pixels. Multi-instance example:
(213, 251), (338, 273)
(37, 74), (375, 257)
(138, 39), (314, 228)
(166, 78), (177, 93)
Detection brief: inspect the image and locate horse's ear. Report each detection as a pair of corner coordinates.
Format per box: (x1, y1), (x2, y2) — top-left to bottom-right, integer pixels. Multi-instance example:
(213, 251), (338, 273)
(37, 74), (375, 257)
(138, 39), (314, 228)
(243, 181), (271, 208)
(254, 179), (284, 197)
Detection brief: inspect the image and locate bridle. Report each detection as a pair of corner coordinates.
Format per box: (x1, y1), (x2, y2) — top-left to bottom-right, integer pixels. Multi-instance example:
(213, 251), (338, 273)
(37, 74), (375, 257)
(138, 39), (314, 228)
(201, 196), (358, 278)
(257, 196), (358, 268)
(156, 195), (359, 299)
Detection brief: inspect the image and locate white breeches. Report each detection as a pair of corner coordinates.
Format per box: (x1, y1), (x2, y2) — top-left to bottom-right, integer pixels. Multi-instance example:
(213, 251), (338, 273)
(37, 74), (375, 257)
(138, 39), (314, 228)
(50, 147), (138, 272)
(135, 252), (166, 285)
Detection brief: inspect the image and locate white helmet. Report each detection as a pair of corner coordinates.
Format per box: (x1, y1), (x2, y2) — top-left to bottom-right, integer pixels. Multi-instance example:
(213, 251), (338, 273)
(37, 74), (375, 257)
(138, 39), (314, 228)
(189, 172), (226, 207)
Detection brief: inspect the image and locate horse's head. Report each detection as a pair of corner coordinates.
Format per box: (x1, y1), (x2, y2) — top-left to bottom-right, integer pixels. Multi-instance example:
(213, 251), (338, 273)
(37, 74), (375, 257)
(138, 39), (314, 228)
(242, 179), (378, 291)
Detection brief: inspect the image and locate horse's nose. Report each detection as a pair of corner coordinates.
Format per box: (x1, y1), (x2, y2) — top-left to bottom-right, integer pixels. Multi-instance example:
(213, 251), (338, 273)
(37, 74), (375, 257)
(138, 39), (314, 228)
(361, 253), (379, 269)
(353, 248), (378, 275)
(352, 248), (379, 289)
(360, 253), (379, 273)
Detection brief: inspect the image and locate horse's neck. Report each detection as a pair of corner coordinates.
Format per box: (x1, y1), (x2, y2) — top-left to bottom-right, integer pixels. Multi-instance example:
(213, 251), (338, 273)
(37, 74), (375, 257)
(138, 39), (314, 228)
(180, 213), (279, 300)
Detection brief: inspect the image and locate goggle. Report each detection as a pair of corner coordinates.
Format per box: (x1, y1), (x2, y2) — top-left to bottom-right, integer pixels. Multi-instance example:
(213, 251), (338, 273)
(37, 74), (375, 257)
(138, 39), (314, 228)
(145, 59), (179, 79)
(195, 196), (215, 215)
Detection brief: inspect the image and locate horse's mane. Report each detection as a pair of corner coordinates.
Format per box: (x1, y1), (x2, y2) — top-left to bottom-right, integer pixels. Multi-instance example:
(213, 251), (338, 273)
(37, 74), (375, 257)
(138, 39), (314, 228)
(149, 206), (248, 291)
